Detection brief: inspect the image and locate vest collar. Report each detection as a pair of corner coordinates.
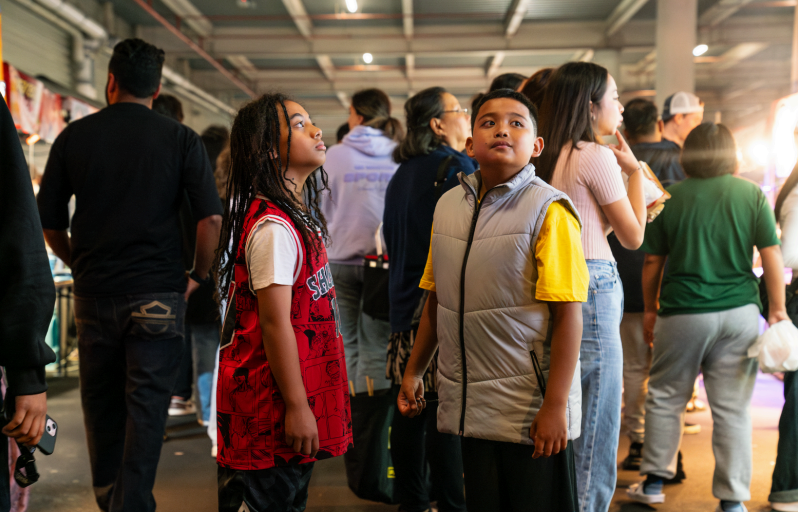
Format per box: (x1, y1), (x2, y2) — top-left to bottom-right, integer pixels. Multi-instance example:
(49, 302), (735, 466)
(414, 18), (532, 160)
(458, 163), (538, 206)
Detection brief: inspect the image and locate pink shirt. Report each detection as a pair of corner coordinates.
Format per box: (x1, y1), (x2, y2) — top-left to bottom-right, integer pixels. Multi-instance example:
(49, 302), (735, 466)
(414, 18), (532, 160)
(550, 141), (627, 261)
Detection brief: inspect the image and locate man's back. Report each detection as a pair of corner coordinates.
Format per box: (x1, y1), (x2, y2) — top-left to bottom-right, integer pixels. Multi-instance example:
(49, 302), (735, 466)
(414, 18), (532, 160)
(630, 139), (684, 188)
(37, 102), (220, 297)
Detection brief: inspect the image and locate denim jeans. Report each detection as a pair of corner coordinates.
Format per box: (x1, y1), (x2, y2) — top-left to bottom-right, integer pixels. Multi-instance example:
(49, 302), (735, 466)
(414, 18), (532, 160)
(330, 263), (392, 394)
(574, 260), (623, 512)
(74, 292), (185, 512)
(172, 322), (219, 423)
(620, 312), (650, 444)
(771, 371), (798, 503)
(390, 387), (466, 512)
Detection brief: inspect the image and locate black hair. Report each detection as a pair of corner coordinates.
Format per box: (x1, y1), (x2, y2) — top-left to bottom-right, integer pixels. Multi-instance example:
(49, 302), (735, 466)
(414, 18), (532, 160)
(108, 38), (165, 99)
(536, 62), (609, 183)
(470, 92), (485, 115)
(518, 68), (553, 109)
(201, 125), (230, 172)
(393, 86), (447, 163)
(215, 93), (330, 298)
(681, 122), (737, 179)
(351, 88), (404, 143)
(336, 123), (350, 143)
(489, 73), (526, 92)
(152, 94), (183, 122)
(471, 88), (538, 134)
(623, 98), (658, 139)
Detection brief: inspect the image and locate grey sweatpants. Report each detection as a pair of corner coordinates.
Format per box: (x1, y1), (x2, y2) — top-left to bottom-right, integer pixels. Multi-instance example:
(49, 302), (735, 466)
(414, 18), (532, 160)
(640, 304), (759, 501)
(621, 313), (650, 444)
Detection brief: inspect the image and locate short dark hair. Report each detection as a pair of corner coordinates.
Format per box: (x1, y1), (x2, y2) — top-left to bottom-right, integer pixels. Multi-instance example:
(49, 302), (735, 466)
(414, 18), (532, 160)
(152, 94), (183, 122)
(336, 123), (350, 143)
(489, 73), (526, 92)
(471, 88), (538, 135)
(201, 125), (230, 169)
(623, 98), (658, 139)
(393, 86), (446, 163)
(518, 68), (553, 109)
(681, 122), (737, 179)
(108, 38), (165, 99)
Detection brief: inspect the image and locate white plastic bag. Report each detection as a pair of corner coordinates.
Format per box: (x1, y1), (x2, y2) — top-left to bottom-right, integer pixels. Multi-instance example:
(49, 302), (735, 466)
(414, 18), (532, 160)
(748, 320), (798, 372)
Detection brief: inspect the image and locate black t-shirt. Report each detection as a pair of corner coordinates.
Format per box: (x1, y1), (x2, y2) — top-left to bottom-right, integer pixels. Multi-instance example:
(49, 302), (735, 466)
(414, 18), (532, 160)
(37, 102), (223, 297)
(631, 139), (685, 188)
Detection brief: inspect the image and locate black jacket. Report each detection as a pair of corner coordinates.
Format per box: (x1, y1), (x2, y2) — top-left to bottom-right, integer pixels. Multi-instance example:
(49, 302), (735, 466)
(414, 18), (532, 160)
(0, 99), (57, 395)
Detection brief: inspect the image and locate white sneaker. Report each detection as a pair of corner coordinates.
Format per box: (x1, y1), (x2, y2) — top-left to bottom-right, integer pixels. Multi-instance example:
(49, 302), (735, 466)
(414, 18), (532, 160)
(715, 504), (748, 512)
(772, 502), (798, 511)
(168, 397), (196, 416)
(627, 482), (665, 504)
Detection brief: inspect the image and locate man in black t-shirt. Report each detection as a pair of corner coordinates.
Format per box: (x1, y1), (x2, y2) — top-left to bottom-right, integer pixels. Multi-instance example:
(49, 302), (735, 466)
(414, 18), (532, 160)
(37, 39), (222, 512)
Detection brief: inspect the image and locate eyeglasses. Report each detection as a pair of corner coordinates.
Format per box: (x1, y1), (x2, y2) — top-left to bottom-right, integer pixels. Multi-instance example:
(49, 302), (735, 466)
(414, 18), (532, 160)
(442, 108), (469, 116)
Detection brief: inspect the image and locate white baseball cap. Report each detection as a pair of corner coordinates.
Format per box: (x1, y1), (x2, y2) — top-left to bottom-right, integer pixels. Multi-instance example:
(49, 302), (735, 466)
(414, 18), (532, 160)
(662, 92), (703, 121)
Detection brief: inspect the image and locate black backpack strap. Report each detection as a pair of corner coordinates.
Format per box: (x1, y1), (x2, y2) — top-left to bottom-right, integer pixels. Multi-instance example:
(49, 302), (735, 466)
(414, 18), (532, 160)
(434, 155), (456, 200)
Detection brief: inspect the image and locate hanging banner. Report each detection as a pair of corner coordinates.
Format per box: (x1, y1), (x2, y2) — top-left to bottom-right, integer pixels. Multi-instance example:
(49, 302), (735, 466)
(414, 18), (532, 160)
(4, 63), (43, 134)
(63, 96), (97, 123)
(39, 88), (64, 143)
(0, 6), (5, 98)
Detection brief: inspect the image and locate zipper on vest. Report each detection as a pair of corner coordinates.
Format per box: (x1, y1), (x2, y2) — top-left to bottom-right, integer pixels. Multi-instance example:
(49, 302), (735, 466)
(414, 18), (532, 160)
(457, 195), (485, 436)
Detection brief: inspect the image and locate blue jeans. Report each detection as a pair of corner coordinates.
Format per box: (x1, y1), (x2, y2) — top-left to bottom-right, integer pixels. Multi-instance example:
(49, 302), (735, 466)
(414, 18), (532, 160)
(771, 371), (798, 503)
(74, 292), (185, 512)
(574, 260), (624, 512)
(330, 263), (392, 394)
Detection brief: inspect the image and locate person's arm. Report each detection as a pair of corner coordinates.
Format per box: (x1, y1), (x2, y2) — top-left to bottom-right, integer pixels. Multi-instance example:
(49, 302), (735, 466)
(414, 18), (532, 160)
(185, 214), (222, 301)
(43, 229), (71, 266)
(603, 131), (646, 250)
(642, 254), (667, 346)
(530, 301), (582, 458)
(256, 284), (318, 457)
(760, 245), (790, 325)
(780, 195), (798, 269)
(397, 292), (439, 418)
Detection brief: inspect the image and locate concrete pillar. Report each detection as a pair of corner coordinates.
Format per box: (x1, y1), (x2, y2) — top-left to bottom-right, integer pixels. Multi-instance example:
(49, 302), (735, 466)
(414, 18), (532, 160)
(655, 0), (697, 110)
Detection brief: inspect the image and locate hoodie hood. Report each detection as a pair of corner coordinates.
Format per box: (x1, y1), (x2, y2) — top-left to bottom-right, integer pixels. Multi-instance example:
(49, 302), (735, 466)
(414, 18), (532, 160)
(342, 125), (397, 157)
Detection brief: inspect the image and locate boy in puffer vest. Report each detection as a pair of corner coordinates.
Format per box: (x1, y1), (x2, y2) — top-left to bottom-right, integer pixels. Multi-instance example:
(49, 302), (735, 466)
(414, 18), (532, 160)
(397, 89), (589, 512)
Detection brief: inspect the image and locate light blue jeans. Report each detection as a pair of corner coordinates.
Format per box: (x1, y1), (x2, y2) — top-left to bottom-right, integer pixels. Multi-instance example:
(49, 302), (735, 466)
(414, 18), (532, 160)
(330, 263), (392, 394)
(574, 260), (624, 512)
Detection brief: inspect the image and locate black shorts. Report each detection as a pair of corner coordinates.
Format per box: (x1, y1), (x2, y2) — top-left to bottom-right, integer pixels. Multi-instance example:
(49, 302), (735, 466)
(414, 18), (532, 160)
(218, 462), (315, 512)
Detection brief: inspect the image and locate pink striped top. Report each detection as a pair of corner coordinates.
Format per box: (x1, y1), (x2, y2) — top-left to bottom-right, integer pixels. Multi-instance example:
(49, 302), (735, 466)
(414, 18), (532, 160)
(550, 141), (627, 261)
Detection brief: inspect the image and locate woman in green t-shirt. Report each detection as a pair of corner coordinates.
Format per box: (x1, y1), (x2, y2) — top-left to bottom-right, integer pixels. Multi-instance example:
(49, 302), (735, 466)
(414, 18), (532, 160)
(627, 122), (789, 512)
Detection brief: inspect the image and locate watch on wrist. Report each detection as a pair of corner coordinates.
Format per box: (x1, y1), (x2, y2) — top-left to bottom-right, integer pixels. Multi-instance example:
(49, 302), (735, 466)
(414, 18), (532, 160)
(189, 269), (211, 286)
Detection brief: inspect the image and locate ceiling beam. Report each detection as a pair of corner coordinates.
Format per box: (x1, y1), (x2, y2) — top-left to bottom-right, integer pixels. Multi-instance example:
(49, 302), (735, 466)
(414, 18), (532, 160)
(405, 53), (415, 79)
(402, 0), (413, 39)
(159, 0), (212, 36)
(281, 0), (313, 38)
(336, 91), (349, 109)
(504, 0), (531, 38)
(721, 79), (766, 100)
(605, 0), (649, 37)
(226, 55), (258, 79)
(131, 0), (255, 97)
(713, 42), (769, 70)
(699, 0), (756, 27)
(572, 49), (595, 62)
(486, 51), (505, 78)
(316, 55), (336, 81)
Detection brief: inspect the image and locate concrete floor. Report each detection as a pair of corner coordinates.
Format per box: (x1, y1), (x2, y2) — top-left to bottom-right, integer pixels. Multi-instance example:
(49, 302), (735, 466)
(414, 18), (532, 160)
(28, 373), (785, 512)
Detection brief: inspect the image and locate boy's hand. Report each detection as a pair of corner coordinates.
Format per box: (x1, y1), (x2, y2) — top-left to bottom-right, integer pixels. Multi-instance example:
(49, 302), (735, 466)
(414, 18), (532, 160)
(530, 401), (568, 459)
(643, 311), (657, 347)
(397, 376), (425, 418)
(285, 402), (319, 458)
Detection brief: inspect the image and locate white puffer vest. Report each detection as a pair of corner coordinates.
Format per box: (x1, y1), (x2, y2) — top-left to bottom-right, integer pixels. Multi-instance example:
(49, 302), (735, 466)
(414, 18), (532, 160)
(433, 164), (583, 444)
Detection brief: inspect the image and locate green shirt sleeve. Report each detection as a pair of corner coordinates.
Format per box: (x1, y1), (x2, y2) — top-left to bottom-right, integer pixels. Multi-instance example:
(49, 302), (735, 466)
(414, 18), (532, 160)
(755, 189), (780, 249)
(640, 210), (669, 255)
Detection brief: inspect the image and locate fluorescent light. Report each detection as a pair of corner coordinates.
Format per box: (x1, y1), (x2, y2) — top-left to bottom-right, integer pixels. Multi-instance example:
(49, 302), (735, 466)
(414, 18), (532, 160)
(346, 0), (358, 13)
(363, 52), (373, 64)
(693, 44), (708, 57)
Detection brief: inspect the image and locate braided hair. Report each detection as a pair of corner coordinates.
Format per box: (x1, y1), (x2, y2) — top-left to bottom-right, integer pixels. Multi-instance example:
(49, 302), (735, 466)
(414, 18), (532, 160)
(215, 93), (330, 297)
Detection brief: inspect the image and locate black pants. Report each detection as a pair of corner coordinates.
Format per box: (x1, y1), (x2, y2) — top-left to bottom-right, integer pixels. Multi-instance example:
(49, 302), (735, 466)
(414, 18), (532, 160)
(75, 293), (185, 512)
(218, 463), (315, 512)
(771, 371), (798, 503)
(391, 386), (466, 512)
(460, 437), (578, 512)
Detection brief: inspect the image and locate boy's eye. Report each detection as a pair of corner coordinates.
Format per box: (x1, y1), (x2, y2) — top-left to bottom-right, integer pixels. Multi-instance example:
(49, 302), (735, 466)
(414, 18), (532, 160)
(481, 120), (494, 127)
(512, 120), (523, 127)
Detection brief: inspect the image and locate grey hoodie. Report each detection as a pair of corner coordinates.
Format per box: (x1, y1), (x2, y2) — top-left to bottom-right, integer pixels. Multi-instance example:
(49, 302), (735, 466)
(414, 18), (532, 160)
(321, 125), (399, 264)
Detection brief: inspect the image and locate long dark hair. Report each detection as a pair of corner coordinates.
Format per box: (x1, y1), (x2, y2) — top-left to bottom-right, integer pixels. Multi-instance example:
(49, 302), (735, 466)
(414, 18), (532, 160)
(215, 93), (330, 296)
(351, 88), (404, 143)
(393, 86), (446, 163)
(536, 62), (609, 183)
(518, 68), (553, 109)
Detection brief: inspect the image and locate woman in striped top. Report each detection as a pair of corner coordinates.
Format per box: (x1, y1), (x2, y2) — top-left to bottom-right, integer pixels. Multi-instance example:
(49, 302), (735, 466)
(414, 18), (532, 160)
(537, 62), (647, 512)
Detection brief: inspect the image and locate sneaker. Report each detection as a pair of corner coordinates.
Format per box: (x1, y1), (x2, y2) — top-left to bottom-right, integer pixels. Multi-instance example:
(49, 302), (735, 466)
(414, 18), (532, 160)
(686, 397), (707, 412)
(683, 421), (701, 434)
(621, 442), (643, 470)
(664, 451), (686, 484)
(211, 445), (217, 458)
(627, 481), (665, 505)
(715, 502), (748, 512)
(772, 502), (798, 511)
(168, 397), (196, 416)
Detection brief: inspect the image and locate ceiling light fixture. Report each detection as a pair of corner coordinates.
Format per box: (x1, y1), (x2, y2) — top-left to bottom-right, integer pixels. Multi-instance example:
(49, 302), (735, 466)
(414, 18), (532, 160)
(363, 52), (373, 64)
(346, 0), (358, 13)
(693, 44), (708, 57)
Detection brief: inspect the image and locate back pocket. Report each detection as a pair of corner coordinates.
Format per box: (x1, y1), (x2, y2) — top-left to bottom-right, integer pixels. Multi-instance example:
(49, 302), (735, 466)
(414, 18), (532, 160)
(128, 293), (184, 340)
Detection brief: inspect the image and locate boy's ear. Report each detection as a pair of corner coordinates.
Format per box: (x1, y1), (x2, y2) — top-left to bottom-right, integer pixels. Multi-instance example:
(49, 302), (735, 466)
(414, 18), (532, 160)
(531, 137), (544, 158)
(465, 136), (475, 158)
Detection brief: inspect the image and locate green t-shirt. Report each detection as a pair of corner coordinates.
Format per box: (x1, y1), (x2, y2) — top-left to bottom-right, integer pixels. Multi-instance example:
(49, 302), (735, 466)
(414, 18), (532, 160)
(640, 174), (779, 316)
